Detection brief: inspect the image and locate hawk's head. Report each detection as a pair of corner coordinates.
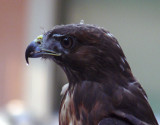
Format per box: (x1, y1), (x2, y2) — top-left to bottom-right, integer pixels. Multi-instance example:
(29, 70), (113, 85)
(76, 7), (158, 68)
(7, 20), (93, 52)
(25, 24), (131, 82)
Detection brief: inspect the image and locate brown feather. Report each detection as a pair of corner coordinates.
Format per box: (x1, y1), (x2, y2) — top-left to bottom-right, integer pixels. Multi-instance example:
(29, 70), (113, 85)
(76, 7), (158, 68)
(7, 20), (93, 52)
(26, 24), (158, 125)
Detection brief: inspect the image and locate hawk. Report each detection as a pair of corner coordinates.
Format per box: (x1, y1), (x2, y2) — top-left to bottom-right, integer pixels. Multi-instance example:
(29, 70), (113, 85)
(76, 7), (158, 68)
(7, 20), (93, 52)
(25, 24), (158, 125)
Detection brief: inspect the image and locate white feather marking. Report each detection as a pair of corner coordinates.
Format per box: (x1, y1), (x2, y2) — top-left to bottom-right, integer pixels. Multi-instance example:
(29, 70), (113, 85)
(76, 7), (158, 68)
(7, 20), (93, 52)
(120, 64), (125, 71)
(61, 83), (69, 96)
(69, 121), (73, 125)
(80, 20), (84, 24)
(52, 34), (64, 37)
(123, 88), (132, 94)
(64, 93), (70, 105)
(129, 81), (137, 85)
(121, 57), (125, 64)
(61, 92), (71, 118)
(116, 44), (121, 48)
(106, 32), (114, 37)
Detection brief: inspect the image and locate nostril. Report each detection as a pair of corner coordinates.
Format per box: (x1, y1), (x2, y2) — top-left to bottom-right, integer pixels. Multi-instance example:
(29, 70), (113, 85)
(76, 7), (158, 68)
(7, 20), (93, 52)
(37, 41), (41, 44)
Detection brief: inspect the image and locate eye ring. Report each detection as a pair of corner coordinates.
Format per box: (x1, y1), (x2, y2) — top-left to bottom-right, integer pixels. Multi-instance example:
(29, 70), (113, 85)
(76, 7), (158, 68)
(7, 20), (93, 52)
(61, 37), (73, 49)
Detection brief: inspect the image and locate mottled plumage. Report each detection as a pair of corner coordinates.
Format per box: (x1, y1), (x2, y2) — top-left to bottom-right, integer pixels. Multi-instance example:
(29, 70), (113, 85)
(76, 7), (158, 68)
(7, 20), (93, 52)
(25, 24), (158, 125)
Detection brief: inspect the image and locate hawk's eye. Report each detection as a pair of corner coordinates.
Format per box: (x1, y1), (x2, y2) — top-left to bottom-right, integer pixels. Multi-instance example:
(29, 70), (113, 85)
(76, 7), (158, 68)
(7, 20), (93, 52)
(61, 37), (73, 49)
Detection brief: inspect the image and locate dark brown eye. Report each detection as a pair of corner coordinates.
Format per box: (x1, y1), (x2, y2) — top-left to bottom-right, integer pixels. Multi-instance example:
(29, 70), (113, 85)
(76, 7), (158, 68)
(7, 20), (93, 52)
(61, 37), (73, 49)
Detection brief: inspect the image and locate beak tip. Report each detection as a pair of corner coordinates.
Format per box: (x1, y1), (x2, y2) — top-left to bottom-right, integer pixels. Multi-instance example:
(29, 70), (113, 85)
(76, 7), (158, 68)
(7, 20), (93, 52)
(26, 59), (29, 65)
(25, 41), (36, 65)
(25, 54), (29, 65)
(25, 46), (30, 65)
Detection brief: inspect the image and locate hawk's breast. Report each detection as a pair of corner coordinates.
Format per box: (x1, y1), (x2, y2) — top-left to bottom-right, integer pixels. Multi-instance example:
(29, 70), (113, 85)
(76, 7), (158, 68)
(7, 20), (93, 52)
(60, 85), (83, 125)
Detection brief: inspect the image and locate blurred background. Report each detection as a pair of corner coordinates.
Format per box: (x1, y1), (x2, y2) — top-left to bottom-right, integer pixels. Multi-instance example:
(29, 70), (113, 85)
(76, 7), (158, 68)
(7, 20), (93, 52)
(0, 0), (160, 124)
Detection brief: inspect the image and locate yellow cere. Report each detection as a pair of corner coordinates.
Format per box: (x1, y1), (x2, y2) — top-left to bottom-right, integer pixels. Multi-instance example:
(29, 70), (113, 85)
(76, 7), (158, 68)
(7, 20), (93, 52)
(34, 34), (43, 43)
(37, 35), (43, 40)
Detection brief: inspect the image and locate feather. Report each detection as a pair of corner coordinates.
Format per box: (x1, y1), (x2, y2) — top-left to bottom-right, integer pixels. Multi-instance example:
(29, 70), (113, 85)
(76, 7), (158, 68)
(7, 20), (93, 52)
(98, 118), (131, 125)
(25, 24), (158, 125)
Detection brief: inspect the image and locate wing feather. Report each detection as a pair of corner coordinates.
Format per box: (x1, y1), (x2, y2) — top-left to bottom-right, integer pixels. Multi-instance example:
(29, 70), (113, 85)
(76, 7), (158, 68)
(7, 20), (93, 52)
(99, 117), (132, 125)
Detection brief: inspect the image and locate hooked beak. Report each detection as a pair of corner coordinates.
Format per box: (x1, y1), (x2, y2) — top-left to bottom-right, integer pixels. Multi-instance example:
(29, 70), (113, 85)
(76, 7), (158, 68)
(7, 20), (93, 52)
(25, 35), (61, 64)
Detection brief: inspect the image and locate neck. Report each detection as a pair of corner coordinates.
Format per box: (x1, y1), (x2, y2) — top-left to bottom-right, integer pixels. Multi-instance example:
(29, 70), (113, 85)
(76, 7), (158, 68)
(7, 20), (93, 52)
(60, 52), (134, 85)
(62, 63), (134, 87)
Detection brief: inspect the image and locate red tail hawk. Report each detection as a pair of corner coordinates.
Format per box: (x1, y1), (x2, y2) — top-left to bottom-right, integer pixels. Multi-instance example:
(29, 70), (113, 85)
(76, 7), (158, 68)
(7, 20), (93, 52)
(25, 24), (158, 125)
